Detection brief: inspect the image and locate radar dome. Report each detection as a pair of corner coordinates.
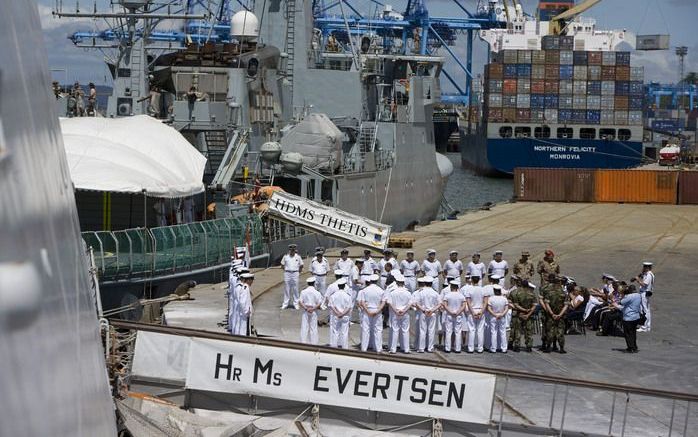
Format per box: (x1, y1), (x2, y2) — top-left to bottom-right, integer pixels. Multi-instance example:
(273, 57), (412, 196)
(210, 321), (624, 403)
(231, 11), (259, 38)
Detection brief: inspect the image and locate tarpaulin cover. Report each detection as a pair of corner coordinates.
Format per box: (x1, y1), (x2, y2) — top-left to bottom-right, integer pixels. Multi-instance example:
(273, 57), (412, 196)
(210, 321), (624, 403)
(280, 113), (342, 170)
(61, 115), (207, 197)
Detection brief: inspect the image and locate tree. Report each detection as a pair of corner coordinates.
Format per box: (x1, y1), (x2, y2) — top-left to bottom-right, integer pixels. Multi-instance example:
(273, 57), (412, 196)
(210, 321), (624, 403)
(683, 72), (698, 85)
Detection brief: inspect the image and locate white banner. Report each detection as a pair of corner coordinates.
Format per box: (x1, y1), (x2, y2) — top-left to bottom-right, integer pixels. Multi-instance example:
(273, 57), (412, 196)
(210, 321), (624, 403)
(186, 338), (495, 424)
(267, 191), (391, 250)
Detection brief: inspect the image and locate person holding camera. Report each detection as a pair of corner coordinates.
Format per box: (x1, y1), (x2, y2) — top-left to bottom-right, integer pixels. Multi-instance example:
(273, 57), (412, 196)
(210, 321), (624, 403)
(613, 284), (643, 353)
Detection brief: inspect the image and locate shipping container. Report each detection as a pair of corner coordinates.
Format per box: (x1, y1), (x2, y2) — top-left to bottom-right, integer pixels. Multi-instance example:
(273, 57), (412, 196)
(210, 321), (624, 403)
(532, 51), (547, 64)
(573, 51), (588, 65)
(614, 110), (628, 124)
(503, 79), (518, 94)
(503, 108), (517, 122)
(601, 110), (615, 125)
(517, 63), (532, 77)
(559, 109), (573, 123)
(615, 81), (630, 96)
(588, 65), (602, 81)
(531, 79), (546, 94)
(518, 50), (533, 64)
(629, 81), (644, 95)
(490, 51), (504, 64)
(503, 50), (519, 64)
(559, 95), (574, 109)
(559, 80), (574, 94)
(573, 66), (588, 80)
(587, 95), (601, 110)
(602, 52), (616, 66)
(486, 63), (504, 80)
(615, 65), (631, 81)
(545, 64), (560, 79)
(517, 94), (531, 109)
(514, 168), (596, 202)
(573, 80), (587, 94)
(614, 96), (629, 110)
(586, 110), (601, 124)
(504, 64), (518, 79)
(545, 95), (559, 109)
(488, 108), (503, 122)
(628, 111), (643, 125)
(615, 51), (631, 66)
(516, 108), (531, 122)
(517, 78), (531, 94)
(629, 96), (643, 110)
(488, 93), (503, 107)
(636, 34), (671, 51)
(488, 79), (504, 93)
(595, 170), (678, 204)
(601, 95), (615, 110)
(588, 52), (603, 65)
(531, 64), (546, 80)
(531, 94), (546, 109)
(542, 35), (560, 50)
(545, 108), (559, 123)
(545, 80), (559, 94)
(630, 66), (645, 81)
(545, 50), (560, 64)
(559, 50), (574, 65)
(678, 171), (698, 205)
(601, 80), (616, 95)
(573, 95), (587, 110)
(587, 80), (602, 95)
(503, 94), (517, 108)
(601, 66), (616, 81)
(559, 65), (574, 80)
(572, 109), (586, 124)
(560, 36), (575, 50)
(531, 109), (546, 122)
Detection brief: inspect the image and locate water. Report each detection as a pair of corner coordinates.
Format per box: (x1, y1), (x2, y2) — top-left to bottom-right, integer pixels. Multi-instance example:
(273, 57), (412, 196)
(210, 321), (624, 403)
(443, 153), (513, 213)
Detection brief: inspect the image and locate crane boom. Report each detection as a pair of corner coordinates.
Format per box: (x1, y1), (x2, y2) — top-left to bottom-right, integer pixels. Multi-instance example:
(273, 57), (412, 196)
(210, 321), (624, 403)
(551, 0), (601, 22)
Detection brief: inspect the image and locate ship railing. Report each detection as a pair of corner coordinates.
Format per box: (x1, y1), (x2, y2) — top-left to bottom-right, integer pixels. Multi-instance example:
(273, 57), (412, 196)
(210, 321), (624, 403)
(307, 49), (353, 71)
(82, 216), (265, 284)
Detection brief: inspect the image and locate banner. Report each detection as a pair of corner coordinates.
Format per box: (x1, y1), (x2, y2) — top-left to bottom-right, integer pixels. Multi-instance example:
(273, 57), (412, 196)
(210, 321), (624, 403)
(267, 191), (391, 250)
(186, 338), (495, 424)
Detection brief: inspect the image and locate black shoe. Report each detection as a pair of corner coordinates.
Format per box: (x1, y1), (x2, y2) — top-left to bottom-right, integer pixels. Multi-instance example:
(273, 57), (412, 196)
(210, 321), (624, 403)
(596, 332), (607, 336)
(540, 342), (548, 350)
(559, 348), (567, 354)
(632, 349), (639, 353)
(551, 342), (558, 352)
(525, 346), (533, 352)
(512, 346), (520, 352)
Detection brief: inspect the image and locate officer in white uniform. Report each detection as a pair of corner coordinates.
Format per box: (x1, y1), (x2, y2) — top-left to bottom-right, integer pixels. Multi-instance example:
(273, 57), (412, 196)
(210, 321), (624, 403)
(227, 260), (243, 333)
(322, 269), (346, 313)
(379, 249), (398, 287)
(299, 277), (323, 344)
(380, 261), (397, 289)
(482, 274), (501, 349)
(280, 244), (304, 309)
(235, 273), (254, 336)
(487, 285), (510, 353)
(443, 251), (464, 282)
(488, 250), (509, 285)
(334, 249), (354, 277)
(636, 261), (655, 332)
(466, 253), (487, 286)
(400, 250), (420, 293)
(415, 276), (441, 353)
(422, 249), (443, 291)
(351, 259), (364, 299)
(328, 278), (353, 348)
(442, 279), (467, 353)
(387, 273), (412, 353)
(358, 274), (387, 352)
(360, 249), (379, 275)
(464, 275), (491, 353)
(310, 249), (330, 295)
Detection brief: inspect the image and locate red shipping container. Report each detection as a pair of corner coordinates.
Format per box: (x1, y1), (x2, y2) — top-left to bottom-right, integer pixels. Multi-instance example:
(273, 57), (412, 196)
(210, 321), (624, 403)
(615, 65), (631, 81)
(678, 171), (698, 204)
(601, 66), (616, 81)
(487, 63), (504, 80)
(503, 79), (518, 95)
(545, 80), (559, 94)
(531, 79), (546, 94)
(488, 108), (503, 122)
(516, 108), (531, 122)
(587, 52), (603, 65)
(514, 168), (596, 202)
(614, 96), (629, 110)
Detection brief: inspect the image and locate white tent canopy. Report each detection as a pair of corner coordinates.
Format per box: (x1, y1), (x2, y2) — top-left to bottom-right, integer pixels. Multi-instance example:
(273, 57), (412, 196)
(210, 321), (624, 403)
(60, 115), (207, 198)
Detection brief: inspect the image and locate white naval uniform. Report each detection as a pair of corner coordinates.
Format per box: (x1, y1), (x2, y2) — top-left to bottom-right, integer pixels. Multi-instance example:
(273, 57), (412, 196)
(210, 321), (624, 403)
(443, 259), (464, 281)
(488, 260), (509, 285)
(422, 259), (443, 291)
(400, 259), (420, 292)
(379, 258), (398, 288)
(228, 272), (238, 333)
(417, 286), (441, 352)
(639, 270), (655, 331)
(466, 261), (487, 285)
(464, 285), (492, 353)
(234, 283), (252, 335)
(329, 289), (353, 348)
(442, 291), (466, 352)
(488, 295), (509, 352)
(323, 278), (340, 311)
(310, 257), (330, 294)
(281, 253), (304, 308)
(334, 258), (354, 277)
(299, 286), (323, 344)
(387, 286), (413, 353)
(360, 257), (378, 275)
(359, 284), (387, 352)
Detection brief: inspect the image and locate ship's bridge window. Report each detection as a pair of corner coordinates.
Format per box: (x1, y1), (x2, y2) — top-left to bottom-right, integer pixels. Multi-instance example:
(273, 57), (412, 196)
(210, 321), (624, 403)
(618, 129), (632, 141)
(600, 128), (616, 140)
(534, 126), (551, 139)
(514, 127), (531, 138)
(499, 126), (513, 138)
(557, 127), (573, 139)
(580, 128), (596, 139)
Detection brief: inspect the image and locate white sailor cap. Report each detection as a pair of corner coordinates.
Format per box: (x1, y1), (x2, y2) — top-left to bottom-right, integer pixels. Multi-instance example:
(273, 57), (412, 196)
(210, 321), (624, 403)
(445, 276), (455, 281)
(605, 274), (617, 281)
(490, 274), (502, 281)
(369, 274), (380, 281)
(494, 250), (503, 255)
(472, 252), (481, 257)
(406, 250), (414, 254)
(527, 282), (537, 289)
(315, 249), (324, 255)
(449, 250), (458, 255)
(493, 284), (502, 291)
(383, 249), (393, 255)
(427, 249), (436, 255)
(642, 261), (653, 266)
(565, 276), (576, 284)
(355, 258), (364, 263)
(231, 258), (243, 265)
(241, 273), (255, 279)
(334, 269), (345, 276)
(315, 246), (325, 253)
(450, 279), (461, 287)
(419, 275), (434, 284)
(337, 277), (348, 285)
(288, 244), (297, 249)
(306, 277), (316, 283)
(392, 272), (405, 282)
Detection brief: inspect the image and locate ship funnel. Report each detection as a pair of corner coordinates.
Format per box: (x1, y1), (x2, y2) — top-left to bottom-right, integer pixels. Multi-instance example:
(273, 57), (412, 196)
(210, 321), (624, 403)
(231, 11), (259, 39)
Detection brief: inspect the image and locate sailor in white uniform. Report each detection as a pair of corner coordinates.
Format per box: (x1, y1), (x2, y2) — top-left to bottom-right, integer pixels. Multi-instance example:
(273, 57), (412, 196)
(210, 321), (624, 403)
(299, 277), (323, 344)
(310, 249), (330, 295)
(464, 275), (491, 353)
(488, 250), (509, 285)
(443, 250), (464, 282)
(360, 249), (379, 275)
(415, 276), (441, 353)
(442, 279), (467, 353)
(466, 253), (487, 286)
(235, 273), (254, 336)
(328, 278), (353, 349)
(379, 249), (398, 288)
(227, 260), (243, 333)
(422, 249), (443, 291)
(358, 274), (387, 352)
(636, 261), (655, 332)
(487, 285), (510, 353)
(280, 244), (304, 309)
(400, 250), (420, 293)
(387, 273), (412, 353)
(334, 249), (354, 277)
(380, 261), (397, 290)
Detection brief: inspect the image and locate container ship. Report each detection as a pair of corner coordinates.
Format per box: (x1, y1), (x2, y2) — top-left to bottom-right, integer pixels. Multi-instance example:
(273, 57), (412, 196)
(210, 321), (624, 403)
(461, 0), (647, 175)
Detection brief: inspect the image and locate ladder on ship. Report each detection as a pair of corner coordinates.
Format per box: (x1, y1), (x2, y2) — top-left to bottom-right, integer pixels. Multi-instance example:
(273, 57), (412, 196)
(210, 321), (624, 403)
(285, 0), (296, 96)
(358, 122), (377, 153)
(204, 131), (229, 176)
(210, 129), (250, 190)
(129, 42), (144, 107)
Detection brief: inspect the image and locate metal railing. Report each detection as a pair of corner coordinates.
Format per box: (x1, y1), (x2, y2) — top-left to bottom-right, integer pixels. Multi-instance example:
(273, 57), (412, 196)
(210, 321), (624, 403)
(82, 216), (264, 283)
(341, 149), (395, 174)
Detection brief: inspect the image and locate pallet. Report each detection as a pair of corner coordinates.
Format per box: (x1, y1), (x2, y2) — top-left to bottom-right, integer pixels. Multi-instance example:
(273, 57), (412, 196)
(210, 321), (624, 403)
(388, 235), (415, 248)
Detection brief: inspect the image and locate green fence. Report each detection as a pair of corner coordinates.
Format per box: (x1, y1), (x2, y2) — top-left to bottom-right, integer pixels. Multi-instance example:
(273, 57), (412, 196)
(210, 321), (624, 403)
(82, 216), (265, 282)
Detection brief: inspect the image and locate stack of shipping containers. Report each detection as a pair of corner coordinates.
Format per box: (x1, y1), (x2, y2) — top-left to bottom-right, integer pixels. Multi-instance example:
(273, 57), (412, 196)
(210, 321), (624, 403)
(485, 35), (644, 129)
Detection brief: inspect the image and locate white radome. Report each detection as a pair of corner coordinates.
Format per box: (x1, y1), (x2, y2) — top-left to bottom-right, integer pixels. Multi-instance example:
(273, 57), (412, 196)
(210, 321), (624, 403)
(231, 11), (259, 38)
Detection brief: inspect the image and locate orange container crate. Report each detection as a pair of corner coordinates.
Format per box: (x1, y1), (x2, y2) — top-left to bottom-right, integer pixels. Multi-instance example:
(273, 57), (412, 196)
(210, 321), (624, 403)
(594, 170), (679, 204)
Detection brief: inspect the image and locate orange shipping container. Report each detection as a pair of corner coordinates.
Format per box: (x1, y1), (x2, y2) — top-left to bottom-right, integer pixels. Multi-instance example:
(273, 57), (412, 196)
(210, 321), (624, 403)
(531, 79), (546, 94)
(595, 170), (679, 204)
(514, 168), (595, 202)
(503, 79), (518, 94)
(487, 64), (504, 80)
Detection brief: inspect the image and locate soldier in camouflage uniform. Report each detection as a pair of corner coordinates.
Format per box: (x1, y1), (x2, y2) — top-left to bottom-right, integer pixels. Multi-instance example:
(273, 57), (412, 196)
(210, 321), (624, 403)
(537, 249), (560, 286)
(538, 273), (558, 351)
(509, 280), (537, 352)
(544, 279), (569, 353)
(513, 250), (535, 281)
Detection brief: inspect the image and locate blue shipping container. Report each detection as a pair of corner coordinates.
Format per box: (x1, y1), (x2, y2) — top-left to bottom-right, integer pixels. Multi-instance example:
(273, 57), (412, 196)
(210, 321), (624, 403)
(572, 110), (586, 123)
(545, 95), (559, 108)
(615, 51), (631, 65)
(531, 94), (546, 109)
(504, 64), (518, 78)
(615, 81), (630, 95)
(573, 51), (588, 65)
(629, 97), (643, 110)
(559, 65), (574, 80)
(587, 81), (602, 95)
(517, 64), (532, 77)
(586, 110), (601, 124)
(559, 109), (573, 122)
(629, 81), (643, 95)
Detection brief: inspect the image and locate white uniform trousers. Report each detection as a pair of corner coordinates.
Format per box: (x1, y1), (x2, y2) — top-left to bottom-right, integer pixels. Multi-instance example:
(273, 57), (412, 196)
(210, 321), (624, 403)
(444, 314), (463, 352)
(314, 275), (327, 295)
(300, 311), (319, 344)
(489, 316), (508, 352)
(431, 279), (441, 293)
(389, 312), (410, 353)
(418, 312), (438, 352)
(404, 277), (417, 293)
(505, 310), (512, 329)
(235, 315), (248, 336)
(360, 312), (383, 352)
(331, 314), (350, 348)
(467, 311), (486, 352)
(413, 311), (421, 348)
(283, 272), (300, 308)
(228, 295), (237, 334)
(483, 314), (492, 351)
(640, 292), (651, 331)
